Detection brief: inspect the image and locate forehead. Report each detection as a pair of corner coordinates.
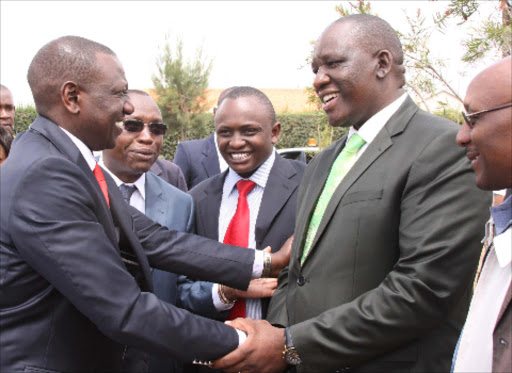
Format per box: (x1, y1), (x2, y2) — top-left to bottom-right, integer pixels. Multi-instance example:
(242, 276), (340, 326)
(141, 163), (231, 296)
(216, 96), (272, 125)
(94, 53), (127, 86)
(0, 89), (14, 103)
(128, 94), (162, 119)
(314, 22), (357, 59)
(465, 66), (512, 110)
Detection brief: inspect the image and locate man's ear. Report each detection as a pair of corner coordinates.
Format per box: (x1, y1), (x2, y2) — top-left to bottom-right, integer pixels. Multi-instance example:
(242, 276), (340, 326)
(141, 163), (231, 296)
(375, 50), (393, 79)
(271, 122), (281, 145)
(61, 81), (81, 114)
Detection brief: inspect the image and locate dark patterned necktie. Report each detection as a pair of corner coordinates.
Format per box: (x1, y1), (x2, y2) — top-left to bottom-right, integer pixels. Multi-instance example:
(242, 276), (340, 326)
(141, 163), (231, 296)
(119, 183), (137, 205)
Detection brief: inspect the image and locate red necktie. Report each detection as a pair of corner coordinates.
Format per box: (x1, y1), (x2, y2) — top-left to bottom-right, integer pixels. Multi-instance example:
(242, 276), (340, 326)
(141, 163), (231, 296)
(224, 179), (256, 320)
(93, 164), (110, 207)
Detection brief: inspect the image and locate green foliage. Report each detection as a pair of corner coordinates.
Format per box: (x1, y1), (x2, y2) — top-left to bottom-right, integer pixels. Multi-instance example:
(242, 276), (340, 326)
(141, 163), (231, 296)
(433, 107), (464, 125)
(13, 105), (37, 134)
(434, 0), (511, 62)
(152, 36), (213, 143)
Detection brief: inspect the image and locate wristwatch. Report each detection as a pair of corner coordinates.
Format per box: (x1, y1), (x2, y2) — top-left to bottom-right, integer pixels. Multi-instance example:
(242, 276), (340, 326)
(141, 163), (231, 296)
(282, 327), (302, 366)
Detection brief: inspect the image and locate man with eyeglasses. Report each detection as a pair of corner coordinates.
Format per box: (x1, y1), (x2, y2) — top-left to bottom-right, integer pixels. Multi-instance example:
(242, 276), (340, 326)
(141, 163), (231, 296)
(452, 56), (512, 373)
(100, 89), (203, 372)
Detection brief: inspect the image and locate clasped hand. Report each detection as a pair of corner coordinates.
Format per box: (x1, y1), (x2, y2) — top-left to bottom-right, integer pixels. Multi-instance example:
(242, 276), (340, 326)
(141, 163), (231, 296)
(213, 318), (287, 373)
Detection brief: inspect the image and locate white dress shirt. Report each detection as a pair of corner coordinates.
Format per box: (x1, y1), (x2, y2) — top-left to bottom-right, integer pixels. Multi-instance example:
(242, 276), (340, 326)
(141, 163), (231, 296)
(348, 93), (407, 158)
(212, 150), (276, 318)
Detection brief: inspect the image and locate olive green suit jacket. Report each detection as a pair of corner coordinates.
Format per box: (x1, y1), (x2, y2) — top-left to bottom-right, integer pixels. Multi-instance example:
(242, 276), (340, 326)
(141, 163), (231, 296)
(267, 97), (491, 373)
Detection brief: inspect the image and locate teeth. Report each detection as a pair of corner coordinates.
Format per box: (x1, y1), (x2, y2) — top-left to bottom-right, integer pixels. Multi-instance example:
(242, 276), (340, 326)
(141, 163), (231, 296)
(115, 121), (124, 129)
(323, 93), (338, 103)
(232, 153), (249, 160)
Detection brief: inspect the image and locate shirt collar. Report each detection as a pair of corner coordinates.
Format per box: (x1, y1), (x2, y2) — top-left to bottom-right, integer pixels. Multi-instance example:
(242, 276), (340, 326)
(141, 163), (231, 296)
(59, 127), (96, 171)
(98, 153), (146, 199)
(491, 195), (512, 268)
(348, 93), (408, 144)
(224, 149), (276, 193)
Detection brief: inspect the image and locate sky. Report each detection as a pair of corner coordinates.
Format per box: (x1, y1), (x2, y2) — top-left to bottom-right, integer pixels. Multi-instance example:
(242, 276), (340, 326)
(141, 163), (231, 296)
(0, 1), (499, 106)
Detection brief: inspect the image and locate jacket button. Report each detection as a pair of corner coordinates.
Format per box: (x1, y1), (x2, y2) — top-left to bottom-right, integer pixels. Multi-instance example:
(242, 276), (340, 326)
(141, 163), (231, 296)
(297, 276), (306, 286)
(500, 338), (509, 348)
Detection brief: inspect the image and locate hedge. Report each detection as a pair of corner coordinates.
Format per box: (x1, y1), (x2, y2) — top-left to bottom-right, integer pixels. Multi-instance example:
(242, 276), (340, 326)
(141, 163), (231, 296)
(14, 107), (348, 161)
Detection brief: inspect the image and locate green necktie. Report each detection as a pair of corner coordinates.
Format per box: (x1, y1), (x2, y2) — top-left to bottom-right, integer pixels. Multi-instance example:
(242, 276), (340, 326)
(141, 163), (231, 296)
(301, 133), (366, 265)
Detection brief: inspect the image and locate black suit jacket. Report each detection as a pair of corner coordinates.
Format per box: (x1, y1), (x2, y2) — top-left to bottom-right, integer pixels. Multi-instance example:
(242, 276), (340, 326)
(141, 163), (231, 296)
(267, 97), (492, 372)
(174, 133), (220, 189)
(188, 154), (305, 318)
(0, 116), (255, 373)
(150, 157), (188, 192)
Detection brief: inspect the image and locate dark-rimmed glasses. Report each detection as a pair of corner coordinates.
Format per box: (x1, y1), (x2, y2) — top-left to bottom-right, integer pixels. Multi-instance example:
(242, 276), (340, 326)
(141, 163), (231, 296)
(462, 102), (512, 128)
(123, 119), (167, 136)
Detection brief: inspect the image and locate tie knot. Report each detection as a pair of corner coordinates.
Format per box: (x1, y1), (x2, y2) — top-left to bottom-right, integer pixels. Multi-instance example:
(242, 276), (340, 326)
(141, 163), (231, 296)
(345, 133), (366, 153)
(119, 183), (137, 204)
(236, 180), (256, 197)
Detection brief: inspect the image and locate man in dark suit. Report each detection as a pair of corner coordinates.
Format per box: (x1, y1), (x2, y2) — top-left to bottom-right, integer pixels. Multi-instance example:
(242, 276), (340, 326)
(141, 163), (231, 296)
(185, 86), (305, 322)
(452, 56), (511, 372)
(0, 36), (289, 373)
(173, 88), (234, 189)
(213, 15), (491, 373)
(150, 157), (188, 192)
(101, 89), (196, 372)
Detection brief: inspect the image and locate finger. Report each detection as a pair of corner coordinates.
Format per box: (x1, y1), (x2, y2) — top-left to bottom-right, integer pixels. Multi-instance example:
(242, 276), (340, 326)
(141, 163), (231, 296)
(263, 246), (271, 253)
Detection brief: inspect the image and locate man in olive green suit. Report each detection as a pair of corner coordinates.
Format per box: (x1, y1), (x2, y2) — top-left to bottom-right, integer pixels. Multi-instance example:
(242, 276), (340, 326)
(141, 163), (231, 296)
(213, 15), (491, 373)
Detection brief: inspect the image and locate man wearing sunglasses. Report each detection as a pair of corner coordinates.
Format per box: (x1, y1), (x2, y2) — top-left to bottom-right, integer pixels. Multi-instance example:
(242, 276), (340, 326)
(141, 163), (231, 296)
(452, 56), (512, 373)
(100, 89), (197, 372)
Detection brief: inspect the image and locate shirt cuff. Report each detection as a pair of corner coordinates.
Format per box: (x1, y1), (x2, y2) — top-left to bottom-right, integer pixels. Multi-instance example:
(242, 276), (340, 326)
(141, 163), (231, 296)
(212, 283), (234, 311)
(236, 328), (248, 346)
(252, 250), (264, 278)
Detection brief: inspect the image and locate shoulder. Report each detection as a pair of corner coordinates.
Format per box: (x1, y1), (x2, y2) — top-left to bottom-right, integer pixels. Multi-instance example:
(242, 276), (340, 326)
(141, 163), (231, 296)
(147, 171), (192, 203)
(189, 172), (224, 199)
(177, 137), (210, 152)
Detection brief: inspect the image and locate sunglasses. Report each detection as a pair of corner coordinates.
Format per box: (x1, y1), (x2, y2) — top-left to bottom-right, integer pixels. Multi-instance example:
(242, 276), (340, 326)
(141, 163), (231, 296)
(123, 119), (167, 136)
(462, 102), (512, 129)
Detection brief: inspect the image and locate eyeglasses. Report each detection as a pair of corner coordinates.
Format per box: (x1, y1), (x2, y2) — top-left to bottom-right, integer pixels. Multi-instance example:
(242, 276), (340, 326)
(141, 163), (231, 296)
(462, 102), (512, 128)
(123, 119), (167, 136)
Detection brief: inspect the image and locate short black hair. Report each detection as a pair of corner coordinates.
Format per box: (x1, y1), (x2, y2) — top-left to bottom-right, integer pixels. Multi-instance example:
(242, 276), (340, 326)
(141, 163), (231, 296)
(220, 86), (276, 123)
(27, 36), (116, 115)
(335, 14), (404, 66)
(0, 126), (13, 158)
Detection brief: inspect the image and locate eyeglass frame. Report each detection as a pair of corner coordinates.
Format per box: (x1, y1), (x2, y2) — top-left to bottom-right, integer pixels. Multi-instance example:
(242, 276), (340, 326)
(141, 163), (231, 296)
(462, 102), (512, 128)
(122, 119), (168, 136)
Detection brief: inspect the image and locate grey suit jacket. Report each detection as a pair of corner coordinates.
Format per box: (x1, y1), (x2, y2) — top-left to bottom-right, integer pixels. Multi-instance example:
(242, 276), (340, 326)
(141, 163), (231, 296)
(150, 157), (188, 192)
(185, 154), (305, 319)
(173, 133), (221, 190)
(493, 283), (512, 372)
(0, 116), (255, 373)
(267, 97), (492, 373)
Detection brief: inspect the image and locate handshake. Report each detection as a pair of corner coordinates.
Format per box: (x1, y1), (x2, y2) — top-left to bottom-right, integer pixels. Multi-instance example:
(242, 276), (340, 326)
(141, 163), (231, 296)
(206, 236), (296, 373)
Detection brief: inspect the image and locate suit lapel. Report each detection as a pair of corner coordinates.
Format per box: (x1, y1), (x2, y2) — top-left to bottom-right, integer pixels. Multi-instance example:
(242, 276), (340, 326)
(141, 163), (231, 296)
(301, 97), (419, 265)
(108, 178), (153, 292)
(255, 155), (298, 251)
(145, 173), (168, 226)
(30, 117), (118, 246)
(197, 172), (224, 240)
(295, 142), (342, 263)
(201, 134), (221, 177)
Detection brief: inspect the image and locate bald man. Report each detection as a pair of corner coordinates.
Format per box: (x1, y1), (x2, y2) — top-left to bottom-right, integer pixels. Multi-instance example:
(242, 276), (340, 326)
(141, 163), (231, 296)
(452, 56), (512, 373)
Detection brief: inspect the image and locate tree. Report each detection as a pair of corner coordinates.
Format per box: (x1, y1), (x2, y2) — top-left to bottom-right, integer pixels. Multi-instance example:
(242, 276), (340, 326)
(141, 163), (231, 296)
(152, 37), (213, 143)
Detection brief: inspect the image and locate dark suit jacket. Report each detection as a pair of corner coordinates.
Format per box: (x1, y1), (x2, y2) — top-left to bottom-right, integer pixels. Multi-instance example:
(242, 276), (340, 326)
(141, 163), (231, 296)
(267, 97), (492, 373)
(185, 154), (305, 319)
(493, 283), (512, 372)
(150, 157), (188, 192)
(0, 116), (255, 373)
(145, 172), (194, 373)
(173, 133), (220, 189)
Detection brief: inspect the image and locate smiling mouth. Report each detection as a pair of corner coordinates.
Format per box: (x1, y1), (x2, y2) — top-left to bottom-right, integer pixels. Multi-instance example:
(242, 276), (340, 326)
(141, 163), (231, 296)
(322, 93), (339, 104)
(230, 152), (250, 161)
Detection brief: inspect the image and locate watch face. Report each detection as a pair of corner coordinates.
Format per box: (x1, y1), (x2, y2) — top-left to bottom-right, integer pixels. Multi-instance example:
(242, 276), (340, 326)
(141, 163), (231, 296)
(285, 348), (302, 366)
